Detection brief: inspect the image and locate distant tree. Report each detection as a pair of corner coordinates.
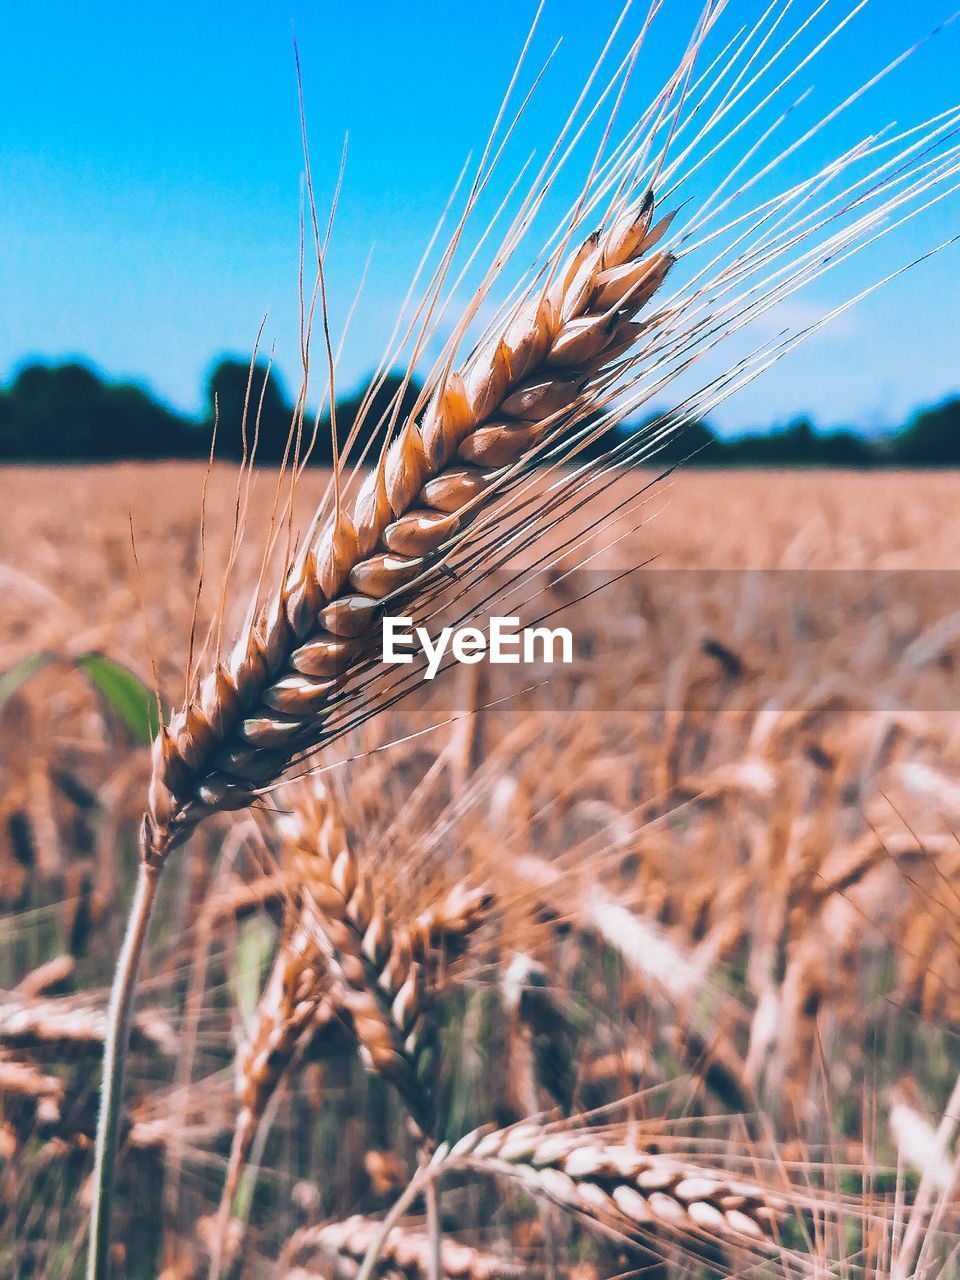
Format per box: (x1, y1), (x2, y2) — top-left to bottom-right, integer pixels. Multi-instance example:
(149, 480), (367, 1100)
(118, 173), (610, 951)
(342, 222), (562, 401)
(639, 415), (718, 466)
(198, 364), (427, 467)
(712, 417), (879, 467)
(0, 392), (16, 458)
(721, 417), (816, 465)
(0, 357), (954, 469)
(567, 412), (713, 468)
(815, 428), (876, 467)
(894, 398), (960, 466)
(1, 362), (190, 461)
(203, 359), (293, 463)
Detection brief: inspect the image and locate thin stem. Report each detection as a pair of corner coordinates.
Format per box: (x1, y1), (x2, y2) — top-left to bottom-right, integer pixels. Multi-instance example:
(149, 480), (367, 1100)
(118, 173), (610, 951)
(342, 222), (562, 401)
(356, 1160), (436, 1280)
(893, 1068), (960, 1280)
(424, 1154), (442, 1280)
(210, 1075), (289, 1280)
(87, 861), (161, 1280)
(209, 1111), (255, 1280)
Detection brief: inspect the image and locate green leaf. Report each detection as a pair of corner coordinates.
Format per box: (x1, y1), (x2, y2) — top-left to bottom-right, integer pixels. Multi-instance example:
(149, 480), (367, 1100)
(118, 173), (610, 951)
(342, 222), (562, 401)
(232, 916), (277, 1026)
(75, 652), (160, 746)
(0, 651), (53, 707)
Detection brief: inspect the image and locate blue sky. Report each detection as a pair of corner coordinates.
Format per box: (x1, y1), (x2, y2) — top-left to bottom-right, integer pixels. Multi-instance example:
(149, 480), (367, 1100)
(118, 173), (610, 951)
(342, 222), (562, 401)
(1, 0), (958, 435)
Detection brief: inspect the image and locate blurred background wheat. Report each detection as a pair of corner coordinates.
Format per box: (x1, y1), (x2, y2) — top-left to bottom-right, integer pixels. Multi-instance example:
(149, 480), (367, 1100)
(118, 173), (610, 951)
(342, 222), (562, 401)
(2, 466), (959, 1277)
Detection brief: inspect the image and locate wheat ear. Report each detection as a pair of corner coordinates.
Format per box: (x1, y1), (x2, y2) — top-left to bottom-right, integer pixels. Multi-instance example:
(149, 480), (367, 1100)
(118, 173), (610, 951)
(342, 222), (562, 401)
(355, 1120), (787, 1277)
(446, 1123), (785, 1248)
(144, 191), (672, 865)
(282, 786), (492, 1135)
(282, 1214), (524, 1278)
(209, 793), (348, 1280)
(0, 993), (176, 1058)
(210, 785), (492, 1278)
(213, 927), (337, 1263)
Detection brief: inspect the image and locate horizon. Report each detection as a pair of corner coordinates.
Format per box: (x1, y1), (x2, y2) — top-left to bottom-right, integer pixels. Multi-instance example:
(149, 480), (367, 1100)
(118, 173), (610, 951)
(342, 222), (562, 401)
(2, 350), (958, 444)
(3, 0), (959, 437)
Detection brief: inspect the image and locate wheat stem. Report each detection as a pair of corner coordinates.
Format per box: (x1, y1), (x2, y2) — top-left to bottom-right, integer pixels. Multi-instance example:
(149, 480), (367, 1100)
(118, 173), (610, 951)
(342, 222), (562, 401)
(355, 1161), (434, 1280)
(424, 1151), (442, 1280)
(87, 862), (160, 1280)
(893, 1067), (960, 1280)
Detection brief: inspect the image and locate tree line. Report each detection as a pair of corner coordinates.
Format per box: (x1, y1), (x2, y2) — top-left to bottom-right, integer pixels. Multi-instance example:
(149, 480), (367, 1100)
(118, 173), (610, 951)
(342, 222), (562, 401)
(1, 358), (958, 467)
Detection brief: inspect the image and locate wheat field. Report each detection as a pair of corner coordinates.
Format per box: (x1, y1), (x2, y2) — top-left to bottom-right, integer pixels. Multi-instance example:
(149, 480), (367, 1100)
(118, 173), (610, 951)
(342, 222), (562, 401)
(1, 462), (958, 1278)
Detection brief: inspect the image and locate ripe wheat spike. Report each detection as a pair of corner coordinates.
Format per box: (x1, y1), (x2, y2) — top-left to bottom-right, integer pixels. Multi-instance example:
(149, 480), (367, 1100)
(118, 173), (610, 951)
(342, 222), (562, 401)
(143, 195), (673, 866)
(276, 783), (493, 1135)
(85, 4), (960, 1273)
(0, 994), (176, 1058)
(445, 1121), (786, 1250)
(210, 786), (354, 1277)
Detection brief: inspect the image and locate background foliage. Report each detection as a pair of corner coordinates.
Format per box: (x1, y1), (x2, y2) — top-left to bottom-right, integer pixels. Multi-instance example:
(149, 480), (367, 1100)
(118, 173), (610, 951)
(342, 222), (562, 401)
(2, 359), (958, 466)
